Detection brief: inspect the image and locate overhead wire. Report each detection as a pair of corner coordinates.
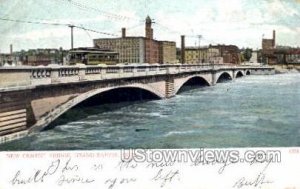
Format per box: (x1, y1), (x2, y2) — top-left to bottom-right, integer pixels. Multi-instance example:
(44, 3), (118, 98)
(0, 17), (118, 37)
(0, 17), (68, 26)
(54, 0), (139, 22)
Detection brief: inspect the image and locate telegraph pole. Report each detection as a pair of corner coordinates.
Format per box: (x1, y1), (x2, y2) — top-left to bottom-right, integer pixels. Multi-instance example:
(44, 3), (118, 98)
(69, 25), (75, 49)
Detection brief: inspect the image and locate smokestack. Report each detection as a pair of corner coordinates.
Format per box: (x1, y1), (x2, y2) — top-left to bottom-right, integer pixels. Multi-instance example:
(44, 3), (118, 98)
(273, 30), (276, 47)
(181, 35), (185, 64)
(10, 44), (13, 55)
(122, 28), (126, 38)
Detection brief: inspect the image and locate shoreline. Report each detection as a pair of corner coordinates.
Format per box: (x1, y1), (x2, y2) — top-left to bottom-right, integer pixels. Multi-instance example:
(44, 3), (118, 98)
(273, 65), (300, 74)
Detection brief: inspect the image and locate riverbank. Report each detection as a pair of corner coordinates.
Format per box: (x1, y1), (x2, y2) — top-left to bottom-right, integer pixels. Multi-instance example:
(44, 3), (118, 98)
(273, 65), (300, 74)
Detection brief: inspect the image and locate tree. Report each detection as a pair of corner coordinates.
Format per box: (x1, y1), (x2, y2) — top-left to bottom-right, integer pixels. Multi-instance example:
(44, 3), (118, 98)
(243, 48), (252, 62)
(240, 53), (245, 63)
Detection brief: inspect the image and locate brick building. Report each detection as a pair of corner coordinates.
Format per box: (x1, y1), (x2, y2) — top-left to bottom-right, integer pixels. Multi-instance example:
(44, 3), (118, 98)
(159, 41), (177, 64)
(179, 36), (237, 64)
(94, 16), (176, 64)
(261, 30), (300, 65)
(274, 47), (300, 64)
(181, 46), (223, 64)
(285, 49), (300, 63)
(94, 37), (145, 63)
(210, 44), (240, 64)
(262, 30), (277, 64)
(18, 48), (68, 66)
(184, 47), (209, 64)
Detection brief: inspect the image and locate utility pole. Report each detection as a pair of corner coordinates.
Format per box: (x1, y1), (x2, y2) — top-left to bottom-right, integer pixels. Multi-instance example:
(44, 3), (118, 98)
(69, 25), (75, 49)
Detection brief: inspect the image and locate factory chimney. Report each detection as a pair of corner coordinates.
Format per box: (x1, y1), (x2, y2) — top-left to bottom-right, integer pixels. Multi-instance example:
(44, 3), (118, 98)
(181, 35), (185, 64)
(122, 28), (126, 38)
(273, 30), (276, 47)
(10, 44), (13, 55)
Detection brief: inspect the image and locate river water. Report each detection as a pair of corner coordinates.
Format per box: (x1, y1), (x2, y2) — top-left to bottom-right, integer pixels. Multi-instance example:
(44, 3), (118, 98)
(1, 73), (299, 150)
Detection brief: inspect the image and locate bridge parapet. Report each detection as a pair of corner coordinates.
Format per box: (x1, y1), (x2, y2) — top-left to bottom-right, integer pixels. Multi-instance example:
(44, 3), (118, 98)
(0, 64), (274, 90)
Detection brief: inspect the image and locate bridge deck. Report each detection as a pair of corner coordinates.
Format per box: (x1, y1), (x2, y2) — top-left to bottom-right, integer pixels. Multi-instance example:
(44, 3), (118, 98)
(0, 64), (273, 90)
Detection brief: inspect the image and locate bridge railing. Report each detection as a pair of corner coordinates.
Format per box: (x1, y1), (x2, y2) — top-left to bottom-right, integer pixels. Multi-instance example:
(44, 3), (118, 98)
(31, 68), (51, 79)
(30, 67), (52, 86)
(0, 64), (273, 89)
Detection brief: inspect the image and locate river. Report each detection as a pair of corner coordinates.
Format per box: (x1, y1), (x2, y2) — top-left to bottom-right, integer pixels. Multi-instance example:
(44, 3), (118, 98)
(1, 73), (299, 150)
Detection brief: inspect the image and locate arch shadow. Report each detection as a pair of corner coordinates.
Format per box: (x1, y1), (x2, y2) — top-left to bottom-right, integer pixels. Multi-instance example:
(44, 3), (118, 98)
(176, 76), (210, 94)
(235, 71), (244, 78)
(216, 72), (232, 83)
(246, 70), (251, 75)
(32, 86), (163, 131)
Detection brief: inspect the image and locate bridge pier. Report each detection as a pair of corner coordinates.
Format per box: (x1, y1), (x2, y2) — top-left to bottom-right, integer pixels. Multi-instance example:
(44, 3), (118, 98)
(233, 70), (237, 79)
(0, 89), (36, 143)
(165, 76), (175, 98)
(211, 71), (217, 86)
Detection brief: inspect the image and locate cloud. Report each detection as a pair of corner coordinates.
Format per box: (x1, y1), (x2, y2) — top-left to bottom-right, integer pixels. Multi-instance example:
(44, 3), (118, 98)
(0, 0), (299, 52)
(11, 28), (69, 40)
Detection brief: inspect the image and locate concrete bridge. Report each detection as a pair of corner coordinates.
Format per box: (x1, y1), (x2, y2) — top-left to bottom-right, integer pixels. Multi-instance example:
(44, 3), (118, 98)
(0, 63), (275, 143)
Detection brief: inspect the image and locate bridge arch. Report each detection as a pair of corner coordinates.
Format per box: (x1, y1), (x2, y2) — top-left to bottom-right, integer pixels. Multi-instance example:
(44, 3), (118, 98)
(235, 70), (244, 78)
(29, 84), (164, 132)
(245, 70), (251, 75)
(216, 71), (233, 83)
(174, 75), (211, 94)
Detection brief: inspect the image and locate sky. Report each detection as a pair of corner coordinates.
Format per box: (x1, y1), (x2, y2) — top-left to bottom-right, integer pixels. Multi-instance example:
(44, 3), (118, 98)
(0, 0), (299, 53)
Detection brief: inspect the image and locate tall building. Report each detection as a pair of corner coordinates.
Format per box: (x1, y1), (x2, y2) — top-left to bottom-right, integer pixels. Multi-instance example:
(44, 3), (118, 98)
(184, 47), (209, 64)
(94, 37), (145, 63)
(159, 41), (177, 64)
(180, 46), (223, 64)
(262, 30), (276, 50)
(94, 16), (176, 64)
(262, 30), (277, 64)
(210, 45), (240, 64)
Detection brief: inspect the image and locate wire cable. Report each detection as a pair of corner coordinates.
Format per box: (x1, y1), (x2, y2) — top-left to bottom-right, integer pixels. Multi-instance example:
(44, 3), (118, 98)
(55, 0), (139, 22)
(0, 17), (118, 37)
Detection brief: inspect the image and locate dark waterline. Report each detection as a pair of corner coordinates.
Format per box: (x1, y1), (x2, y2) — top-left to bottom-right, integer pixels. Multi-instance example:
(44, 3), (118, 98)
(1, 73), (299, 150)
